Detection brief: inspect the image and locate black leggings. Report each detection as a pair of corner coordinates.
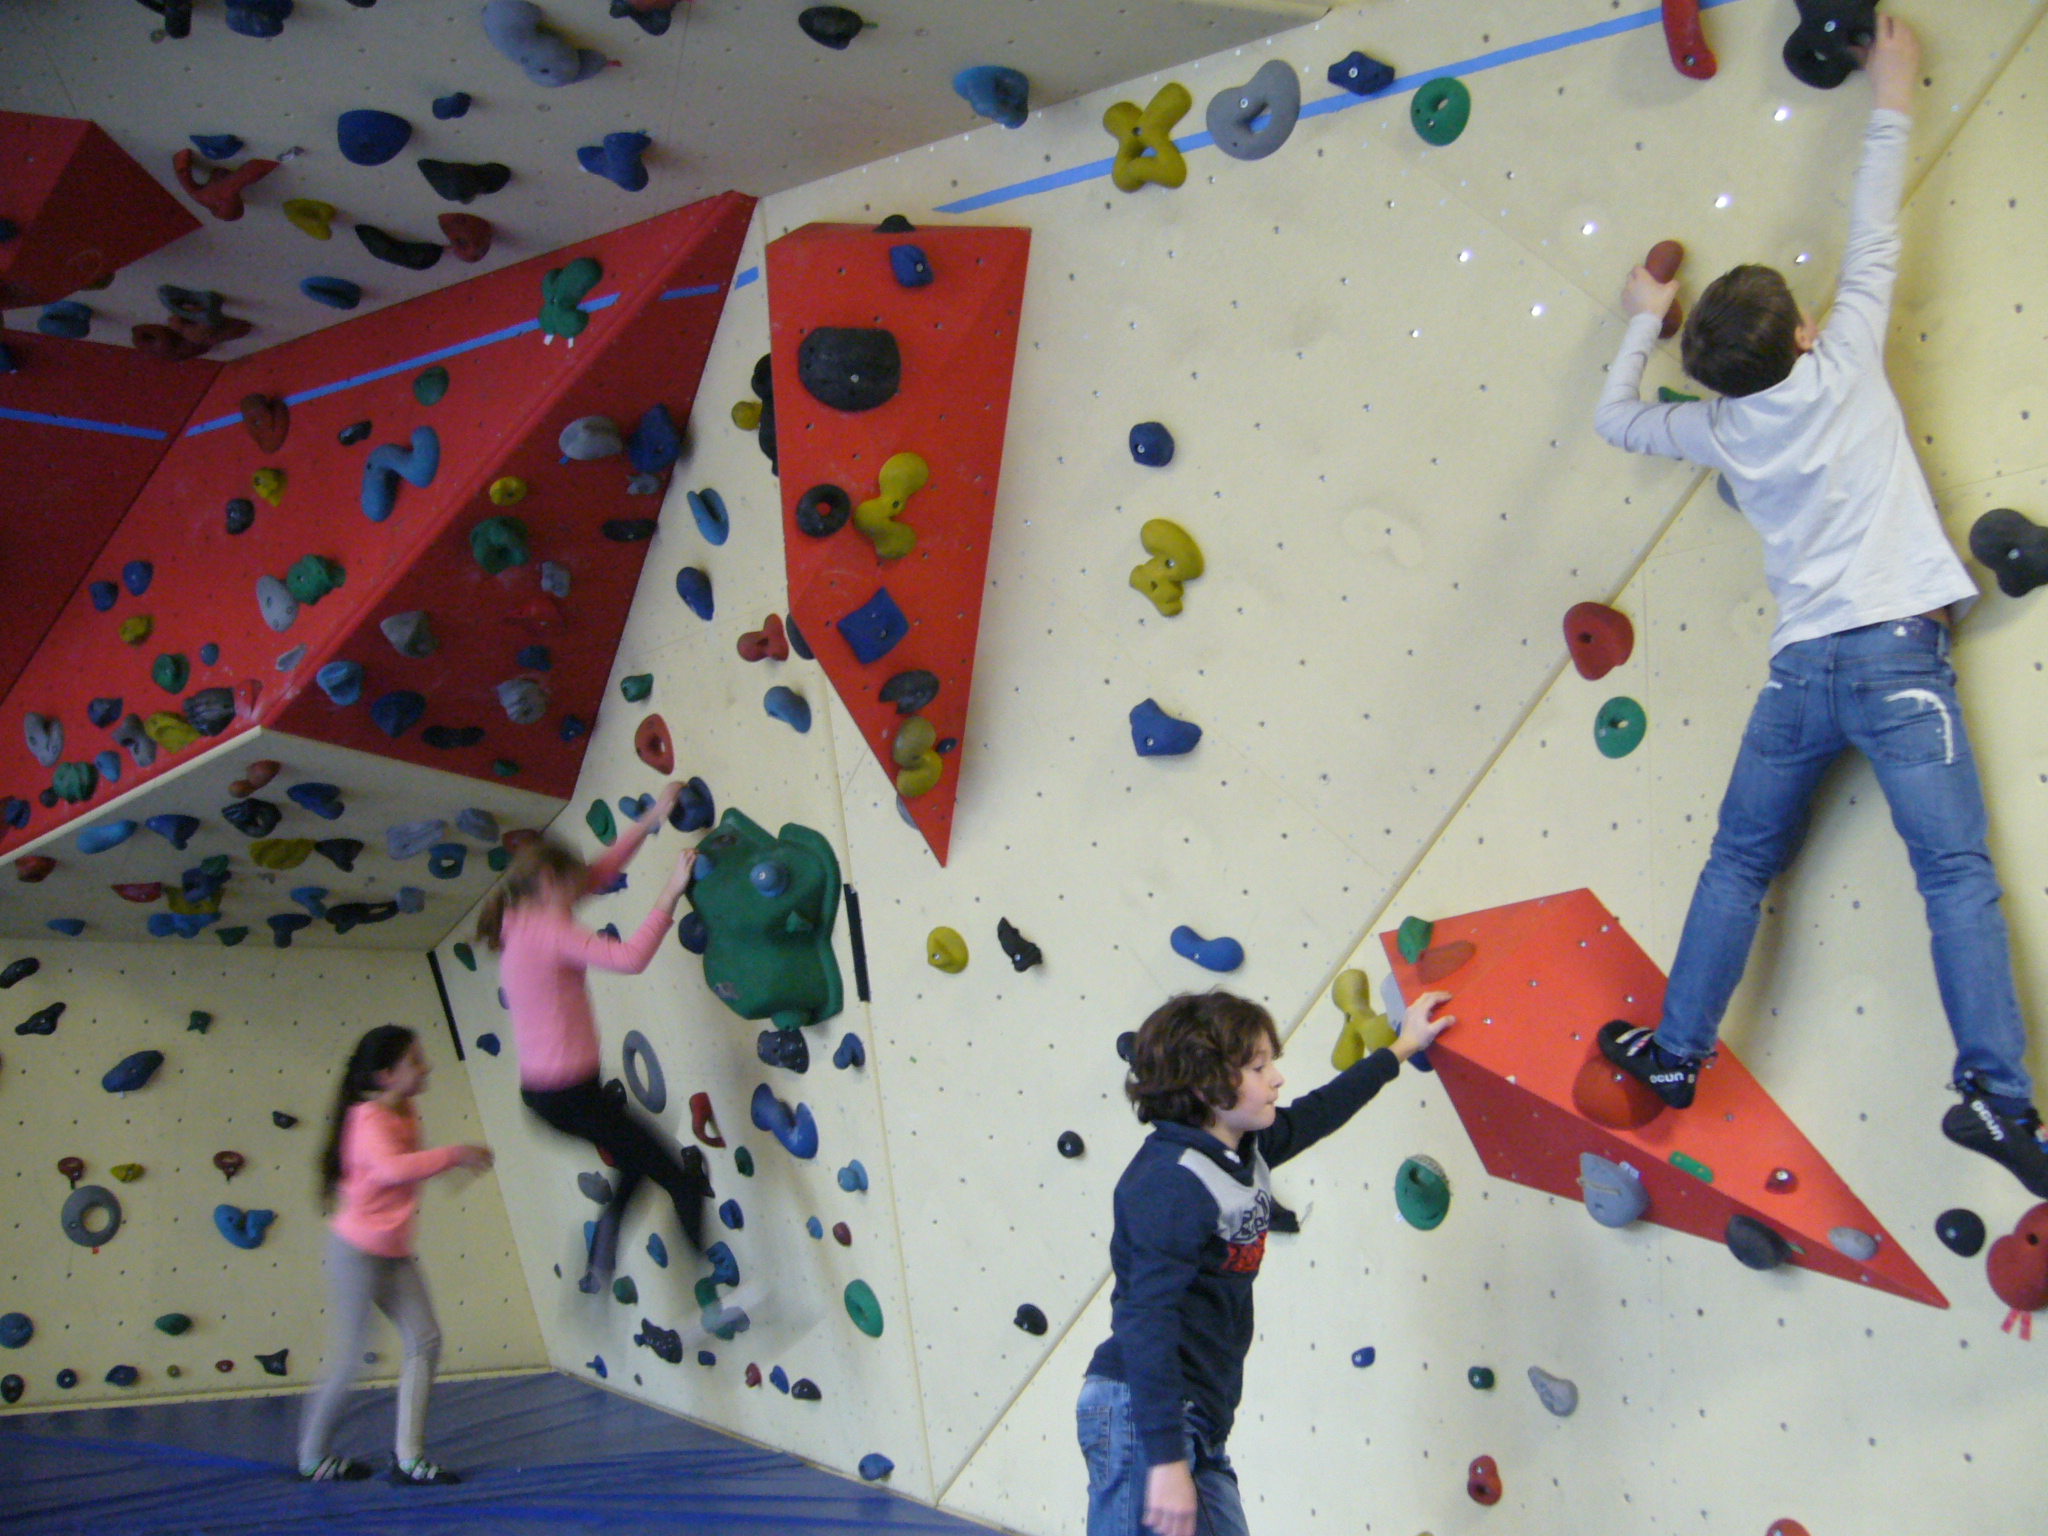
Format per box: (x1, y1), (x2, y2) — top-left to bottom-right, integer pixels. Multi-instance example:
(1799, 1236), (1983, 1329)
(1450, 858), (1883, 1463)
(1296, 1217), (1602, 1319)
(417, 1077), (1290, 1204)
(521, 1077), (710, 1258)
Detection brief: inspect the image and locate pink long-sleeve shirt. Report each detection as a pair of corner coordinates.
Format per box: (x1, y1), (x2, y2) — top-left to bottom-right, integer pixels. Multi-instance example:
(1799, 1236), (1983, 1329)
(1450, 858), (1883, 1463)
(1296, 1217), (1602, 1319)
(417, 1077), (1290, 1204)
(329, 1100), (465, 1258)
(498, 817), (675, 1090)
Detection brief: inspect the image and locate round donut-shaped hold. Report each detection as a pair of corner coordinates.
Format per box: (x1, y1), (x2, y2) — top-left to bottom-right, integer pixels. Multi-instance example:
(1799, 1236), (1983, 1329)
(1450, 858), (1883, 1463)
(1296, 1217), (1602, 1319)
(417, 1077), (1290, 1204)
(621, 1029), (667, 1116)
(794, 484), (852, 539)
(1410, 76), (1471, 146)
(634, 714), (674, 775)
(61, 1184), (122, 1248)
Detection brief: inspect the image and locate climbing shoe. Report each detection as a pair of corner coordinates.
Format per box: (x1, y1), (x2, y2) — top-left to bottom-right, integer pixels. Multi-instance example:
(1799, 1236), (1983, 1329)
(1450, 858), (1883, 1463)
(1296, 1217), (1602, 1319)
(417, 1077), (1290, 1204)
(1597, 1021), (1702, 1110)
(1942, 1091), (2048, 1199)
(299, 1456), (374, 1482)
(578, 1203), (621, 1295)
(389, 1457), (461, 1486)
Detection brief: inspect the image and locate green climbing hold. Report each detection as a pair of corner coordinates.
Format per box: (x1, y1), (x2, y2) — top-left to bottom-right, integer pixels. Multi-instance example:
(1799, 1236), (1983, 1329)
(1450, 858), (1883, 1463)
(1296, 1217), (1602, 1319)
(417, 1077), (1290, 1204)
(153, 653), (190, 693)
(1670, 1150), (1715, 1183)
(734, 1147), (754, 1177)
(155, 1313), (192, 1336)
(1396, 916), (1434, 965)
(686, 808), (844, 1032)
(1395, 1154), (1451, 1230)
(470, 516), (530, 574)
(1657, 386), (1701, 403)
(540, 256), (603, 341)
(284, 554), (344, 605)
(1410, 76), (1470, 146)
(487, 848), (510, 872)
(188, 1011), (212, 1033)
(844, 1279), (884, 1339)
(586, 799), (617, 846)
(491, 758), (520, 778)
(611, 1276), (637, 1305)
(1594, 696), (1647, 759)
(413, 366), (450, 405)
(217, 927), (250, 946)
(452, 942), (476, 971)
(1467, 1365), (1495, 1390)
(52, 762), (98, 803)
(619, 674), (653, 703)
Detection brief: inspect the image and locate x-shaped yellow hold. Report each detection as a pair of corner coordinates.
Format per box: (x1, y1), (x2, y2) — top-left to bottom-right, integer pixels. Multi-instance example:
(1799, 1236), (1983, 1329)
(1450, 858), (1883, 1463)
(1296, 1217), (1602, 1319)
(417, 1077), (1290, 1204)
(1329, 969), (1395, 1070)
(856, 452), (929, 560)
(1104, 82), (1192, 192)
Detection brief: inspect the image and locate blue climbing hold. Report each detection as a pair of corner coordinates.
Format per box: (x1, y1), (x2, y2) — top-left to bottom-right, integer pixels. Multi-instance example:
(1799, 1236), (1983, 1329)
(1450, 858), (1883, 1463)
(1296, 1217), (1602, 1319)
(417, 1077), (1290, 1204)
(706, 1241), (740, 1287)
(1129, 421), (1175, 466)
(953, 64), (1030, 127)
(1352, 1346), (1377, 1368)
(578, 130), (653, 191)
(647, 1233), (668, 1268)
(718, 1198), (744, 1230)
(94, 751), (121, 785)
(79, 821), (138, 855)
(676, 912), (709, 954)
(198, 643), (219, 666)
(750, 1083), (820, 1159)
(836, 1159), (868, 1193)
(267, 913), (311, 947)
(316, 660), (363, 706)
(1130, 698), (1201, 756)
(481, 0), (611, 87)
(516, 644), (551, 670)
(290, 886), (327, 915)
(47, 919), (85, 936)
(102, 1050), (165, 1093)
(835, 587), (909, 665)
(89, 581), (118, 612)
(670, 777), (715, 833)
(559, 715), (588, 742)
(676, 566), (714, 621)
(749, 858), (789, 898)
(300, 275), (363, 310)
(87, 697), (121, 727)
(697, 1350), (715, 1367)
(370, 691), (426, 738)
(888, 245), (932, 287)
(687, 488), (729, 545)
(190, 134), (245, 160)
(214, 1205), (276, 1249)
(769, 1365), (789, 1394)
(626, 404), (681, 474)
(146, 814), (201, 850)
(1170, 926), (1244, 973)
(432, 92), (472, 119)
(224, 0), (292, 38)
(427, 843), (468, 879)
(38, 301), (90, 339)
(763, 687), (810, 733)
(587, 1354), (607, 1378)
(476, 1033), (501, 1055)
(361, 427), (440, 521)
(336, 108), (412, 166)
(807, 1216), (823, 1238)
(858, 1453), (895, 1482)
(286, 782), (344, 820)
(0, 1314), (30, 1349)
(1328, 50), (1396, 96)
(148, 912), (217, 938)
(122, 561), (153, 597)
(833, 1032), (865, 1070)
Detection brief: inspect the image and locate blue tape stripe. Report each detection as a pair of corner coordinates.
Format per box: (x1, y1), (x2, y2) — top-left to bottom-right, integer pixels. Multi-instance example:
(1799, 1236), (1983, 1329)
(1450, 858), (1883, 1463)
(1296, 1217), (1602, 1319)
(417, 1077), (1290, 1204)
(934, 0), (1745, 215)
(733, 265), (760, 288)
(0, 407), (169, 441)
(183, 291), (628, 436)
(660, 282), (724, 300)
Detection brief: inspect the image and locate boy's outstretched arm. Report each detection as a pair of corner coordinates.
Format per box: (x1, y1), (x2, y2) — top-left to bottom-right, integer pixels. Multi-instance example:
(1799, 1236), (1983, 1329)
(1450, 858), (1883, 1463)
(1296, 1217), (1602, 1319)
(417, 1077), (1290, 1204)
(1261, 991), (1455, 1166)
(1591, 271), (1717, 462)
(1824, 15), (1918, 359)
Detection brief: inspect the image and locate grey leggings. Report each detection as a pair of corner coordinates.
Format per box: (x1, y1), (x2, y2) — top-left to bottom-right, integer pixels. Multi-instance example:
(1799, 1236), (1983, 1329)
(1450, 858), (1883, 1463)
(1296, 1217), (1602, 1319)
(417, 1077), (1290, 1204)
(296, 1232), (442, 1468)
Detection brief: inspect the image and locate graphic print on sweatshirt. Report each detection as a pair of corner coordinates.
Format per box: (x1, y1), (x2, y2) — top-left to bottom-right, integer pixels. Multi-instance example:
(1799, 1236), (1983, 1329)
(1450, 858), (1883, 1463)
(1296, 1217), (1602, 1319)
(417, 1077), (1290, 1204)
(1177, 1145), (1272, 1276)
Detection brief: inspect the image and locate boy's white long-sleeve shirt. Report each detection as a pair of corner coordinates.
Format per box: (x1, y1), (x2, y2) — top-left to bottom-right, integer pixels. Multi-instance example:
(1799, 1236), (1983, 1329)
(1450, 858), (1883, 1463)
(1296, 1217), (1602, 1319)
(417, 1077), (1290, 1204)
(1593, 109), (1978, 654)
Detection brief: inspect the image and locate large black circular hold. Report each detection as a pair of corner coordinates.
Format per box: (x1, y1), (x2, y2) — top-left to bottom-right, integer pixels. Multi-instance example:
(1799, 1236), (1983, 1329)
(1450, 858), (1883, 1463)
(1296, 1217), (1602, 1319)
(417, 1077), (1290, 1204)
(1057, 1131), (1084, 1159)
(750, 352), (774, 404)
(1936, 1207), (1986, 1258)
(797, 327), (901, 413)
(61, 1185), (122, 1248)
(795, 484), (852, 538)
(1725, 1214), (1790, 1270)
(1013, 1303), (1048, 1336)
(798, 4), (867, 49)
(873, 214), (915, 234)
(878, 669), (939, 716)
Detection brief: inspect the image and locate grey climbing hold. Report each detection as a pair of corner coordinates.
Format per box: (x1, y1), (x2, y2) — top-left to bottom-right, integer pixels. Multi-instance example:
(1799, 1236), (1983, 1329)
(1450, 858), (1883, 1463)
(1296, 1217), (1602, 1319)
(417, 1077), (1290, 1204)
(23, 714), (62, 768)
(455, 808), (499, 842)
(497, 677), (548, 723)
(256, 576), (298, 633)
(1527, 1366), (1578, 1417)
(560, 415), (623, 460)
(62, 1185), (122, 1247)
(385, 818), (446, 860)
(1828, 1226), (1879, 1262)
(481, 0), (611, 87)
(380, 610), (437, 657)
(1578, 1152), (1647, 1228)
(1205, 59), (1301, 161)
(621, 1029), (666, 1113)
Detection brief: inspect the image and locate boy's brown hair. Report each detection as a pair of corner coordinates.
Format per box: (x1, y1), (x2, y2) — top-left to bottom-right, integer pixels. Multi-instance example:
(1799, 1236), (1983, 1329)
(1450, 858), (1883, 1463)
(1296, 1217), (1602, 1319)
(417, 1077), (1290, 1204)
(473, 837), (588, 951)
(1125, 992), (1282, 1127)
(1681, 264), (1804, 398)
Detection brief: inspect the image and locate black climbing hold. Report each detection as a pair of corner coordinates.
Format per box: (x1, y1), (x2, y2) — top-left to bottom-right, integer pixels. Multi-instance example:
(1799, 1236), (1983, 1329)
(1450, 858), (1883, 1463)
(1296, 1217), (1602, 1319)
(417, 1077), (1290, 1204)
(56, 1368), (77, 1389)
(222, 495), (256, 534)
(997, 918), (1042, 972)
(603, 518), (660, 543)
(0, 957), (40, 988)
(422, 725), (486, 750)
(795, 484), (852, 538)
(106, 1364), (139, 1387)
(1782, 0), (1878, 89)
(785, 614), (812, 660)
(221, 799), (281, 837)
(1936, 1207), (1986, 1258)
(1725, 1214), (1792, 1270)
(936, 737), (957, 755)
(327, 901), (399, 934)
(797, 327), (901, 413)
(1057, 1131), (1084, 1159)
(602, 1077), (628, 1111)
(798, 5), (868, 49)
(87, 697), (122, 727)
(314, 838), (364, 872)
(873, 213), (915, 234)
(272, 1111), (298, 1129)
(338, 420), (371, 446)
(16, 1002), (64, 1035)
(355, 224), (442, 270)
(1968, 508), (2048, 598)
(256, 1348), (289, 1377)
(757, 1028), (810, 1074)
(790, 1377), (822, 1401)
(1116, 1030), (1135, 1062)
(636, 1318), (683, 1363)
(1013, 1303), (1048, 1336)
(0, 1374), (20, 1403)
(183, 687), (235, 737)
(417, 158), (511, 203)
(878, 670), (940, 716)
(750, 352), (775, 403)
(39, 788), (57, 808)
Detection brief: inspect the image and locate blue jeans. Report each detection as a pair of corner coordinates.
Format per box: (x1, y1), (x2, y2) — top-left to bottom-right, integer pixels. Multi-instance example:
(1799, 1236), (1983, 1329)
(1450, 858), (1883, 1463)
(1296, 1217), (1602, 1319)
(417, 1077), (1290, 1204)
(1657, 616), (2032, 1100)
(1077, 1376), (1248, 1536)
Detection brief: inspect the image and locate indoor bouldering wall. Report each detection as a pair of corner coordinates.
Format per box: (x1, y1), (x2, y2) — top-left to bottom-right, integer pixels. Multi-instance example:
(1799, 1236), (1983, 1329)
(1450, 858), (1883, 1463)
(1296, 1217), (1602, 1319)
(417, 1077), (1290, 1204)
(0, 940), (541, 1412)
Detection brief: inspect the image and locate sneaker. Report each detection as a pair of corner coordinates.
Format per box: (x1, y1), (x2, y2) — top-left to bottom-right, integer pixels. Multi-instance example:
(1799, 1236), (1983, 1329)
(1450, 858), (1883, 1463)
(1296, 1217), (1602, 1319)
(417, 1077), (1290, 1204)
(1597, 1021), (1702, 1109)
(298, 1455), (374, 1482)
(389, 1457), (461, 1486)
(1942, 1091), (2048, 1199)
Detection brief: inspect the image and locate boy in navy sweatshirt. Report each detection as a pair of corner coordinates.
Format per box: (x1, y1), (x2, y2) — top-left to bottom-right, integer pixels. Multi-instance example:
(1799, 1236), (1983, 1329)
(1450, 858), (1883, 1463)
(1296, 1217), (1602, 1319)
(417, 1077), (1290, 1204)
(1079, 987), (1453, 1536)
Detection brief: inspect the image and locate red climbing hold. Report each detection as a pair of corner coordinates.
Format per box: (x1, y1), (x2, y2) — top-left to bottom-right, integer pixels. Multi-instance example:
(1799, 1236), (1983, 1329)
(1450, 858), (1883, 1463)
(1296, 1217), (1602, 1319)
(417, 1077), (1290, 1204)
(737, 614), (789, 662)
(239, 394), (289, 453)
(743, 1362), (762, 1387)
(1563, 602), (1634, 681)
(1645, 239), (1687, 339)
(1767, 1522), (1812, 1536)
(1570, 1054), (1663, 1130)
(634, 714), (675, 775)
(1987, 1203), (2048, 1331)
(439, 212), (493, 264)
(212, 1150), (245, 1182)
(832, 1221), (852, 1245)
(111, 883), (164, 903)
(1467, 1454), (1502, 1505)
(690, 1090), (725, 1148)
(15, 855), (56, 883)
(1660, 0), (1717, 81)
(171, 148), (280, 222)
(1417, 940), (1475, 983)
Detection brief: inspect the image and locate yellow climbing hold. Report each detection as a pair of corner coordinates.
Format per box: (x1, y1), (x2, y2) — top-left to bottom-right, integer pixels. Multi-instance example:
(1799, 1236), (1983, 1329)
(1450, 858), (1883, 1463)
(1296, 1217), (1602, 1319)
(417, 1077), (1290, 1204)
(488, 476), (528, 506)
(110, 1163), (144, 1182)
(252, 467), (286, 505)
(893, 715), (942, 798)
(1104, 83), (1192, 192)
(927, 926), (968, 973)
(143, 712), (198, 752)
(1130, 519), (1204, 616)
(731, 400), (761, 431)
(164, 890), (221, 916)
(118, 614), (153, 646)
(248, 838), (316, 871)
(855, 452), (928, 561)
(282, 198), (336, 240)
(1330, 969), (1395, 1070)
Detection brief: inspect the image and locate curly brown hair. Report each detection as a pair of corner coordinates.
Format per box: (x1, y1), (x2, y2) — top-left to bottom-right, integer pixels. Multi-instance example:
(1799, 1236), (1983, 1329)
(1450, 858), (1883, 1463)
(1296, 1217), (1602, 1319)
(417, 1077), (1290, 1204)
(1681, 264), (1803, 398)
(1125, 992), (1281, 1127)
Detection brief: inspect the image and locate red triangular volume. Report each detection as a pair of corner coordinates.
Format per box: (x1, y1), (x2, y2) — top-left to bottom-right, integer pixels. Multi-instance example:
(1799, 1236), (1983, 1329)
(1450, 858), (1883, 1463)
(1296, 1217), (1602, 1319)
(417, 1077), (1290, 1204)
(1380, 889), (1946, 1308)
(767, 221), (1032, 865)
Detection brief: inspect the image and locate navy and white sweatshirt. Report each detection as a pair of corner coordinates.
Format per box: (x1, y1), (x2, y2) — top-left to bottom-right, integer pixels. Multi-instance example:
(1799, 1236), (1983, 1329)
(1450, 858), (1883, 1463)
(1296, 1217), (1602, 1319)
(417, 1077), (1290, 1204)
(1085, 1047), (1402, 1466)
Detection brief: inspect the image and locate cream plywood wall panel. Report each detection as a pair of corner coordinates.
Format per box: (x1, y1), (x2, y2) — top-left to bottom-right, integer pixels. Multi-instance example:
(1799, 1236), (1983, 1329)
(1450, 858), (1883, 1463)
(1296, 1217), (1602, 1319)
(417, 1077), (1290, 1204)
(0, 942), (540, 1415)
(1894, 12), (2048, 493)
(435, 209), (941, 1501)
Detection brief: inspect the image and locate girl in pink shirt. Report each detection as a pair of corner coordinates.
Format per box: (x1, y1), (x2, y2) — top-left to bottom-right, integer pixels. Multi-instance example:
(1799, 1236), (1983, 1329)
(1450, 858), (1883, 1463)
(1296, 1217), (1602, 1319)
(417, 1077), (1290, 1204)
(475, 782), (710, 1293)
(298, 1024), (491, 1486)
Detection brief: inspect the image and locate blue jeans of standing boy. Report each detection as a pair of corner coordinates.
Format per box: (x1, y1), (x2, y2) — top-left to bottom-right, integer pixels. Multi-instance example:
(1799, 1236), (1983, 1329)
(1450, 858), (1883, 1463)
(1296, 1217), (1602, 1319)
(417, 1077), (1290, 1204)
(1656, 615), (2032, 1101)
(1077, 1376), (1248, 1536)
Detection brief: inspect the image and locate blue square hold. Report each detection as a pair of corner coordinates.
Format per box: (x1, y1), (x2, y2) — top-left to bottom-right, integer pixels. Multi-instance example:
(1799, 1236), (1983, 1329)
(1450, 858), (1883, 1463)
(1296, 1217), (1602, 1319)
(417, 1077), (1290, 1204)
(835, 588), (909, 665)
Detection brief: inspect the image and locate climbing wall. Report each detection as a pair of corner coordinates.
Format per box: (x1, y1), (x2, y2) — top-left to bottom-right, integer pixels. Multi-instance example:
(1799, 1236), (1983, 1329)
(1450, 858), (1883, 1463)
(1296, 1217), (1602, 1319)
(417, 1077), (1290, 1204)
(0, 940), (541, 1412)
